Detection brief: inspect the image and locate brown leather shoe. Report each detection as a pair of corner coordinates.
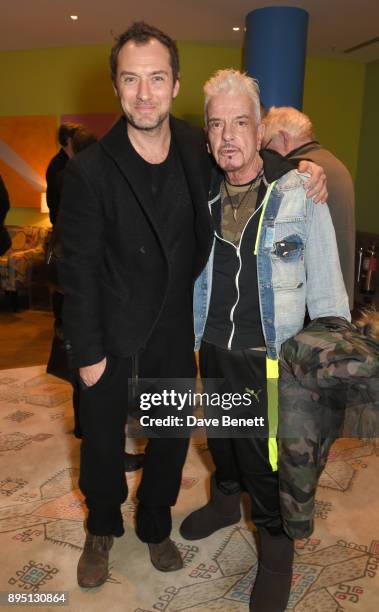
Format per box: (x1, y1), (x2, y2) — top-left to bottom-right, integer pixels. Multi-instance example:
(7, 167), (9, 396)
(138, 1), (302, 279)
(77, 534), (114, 588)
(148, 537), (183, 572)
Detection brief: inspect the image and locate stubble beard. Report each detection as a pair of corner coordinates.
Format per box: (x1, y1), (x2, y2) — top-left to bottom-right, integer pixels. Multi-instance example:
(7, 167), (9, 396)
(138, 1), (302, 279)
(125, 110), (169, 132)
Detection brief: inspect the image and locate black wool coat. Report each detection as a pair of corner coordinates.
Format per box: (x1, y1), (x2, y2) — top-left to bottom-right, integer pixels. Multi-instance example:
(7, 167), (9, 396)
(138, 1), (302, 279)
(58, 116), (214, 368)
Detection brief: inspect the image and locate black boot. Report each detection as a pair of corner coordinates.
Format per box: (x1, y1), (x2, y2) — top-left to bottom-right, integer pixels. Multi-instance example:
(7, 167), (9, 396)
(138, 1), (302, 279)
(249, 528), (294, 612)
(179, 474), (241, 540)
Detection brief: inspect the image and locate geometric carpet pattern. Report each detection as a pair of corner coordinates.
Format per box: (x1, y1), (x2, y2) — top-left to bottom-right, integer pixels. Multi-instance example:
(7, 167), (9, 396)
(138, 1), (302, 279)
(0, 366), (378, 611)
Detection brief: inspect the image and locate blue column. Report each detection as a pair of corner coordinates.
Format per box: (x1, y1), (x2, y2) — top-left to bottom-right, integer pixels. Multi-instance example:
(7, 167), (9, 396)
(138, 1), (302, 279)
(245, 6), (309, 110)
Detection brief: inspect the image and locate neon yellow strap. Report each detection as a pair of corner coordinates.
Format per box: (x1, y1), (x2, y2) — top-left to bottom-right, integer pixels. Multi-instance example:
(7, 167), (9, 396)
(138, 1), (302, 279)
(266, 356), (279, 472)
(253, 180), (277, 256)
(252, 180), (279, 470)
(266, 356), (279, 378)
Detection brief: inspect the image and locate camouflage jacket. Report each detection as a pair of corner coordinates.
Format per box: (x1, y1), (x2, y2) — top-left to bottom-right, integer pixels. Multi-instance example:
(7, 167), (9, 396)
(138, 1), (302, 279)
(278, 316), (379, 539)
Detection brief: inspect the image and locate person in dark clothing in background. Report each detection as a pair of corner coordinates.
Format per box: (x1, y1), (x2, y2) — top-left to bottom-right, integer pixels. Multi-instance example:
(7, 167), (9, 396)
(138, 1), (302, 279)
(71, 126), (97, 155)
(47, 124), (92, 324)
(46, 123), (79, 226)
(0, 175), (11, 256)
(47, 126), (98, 438)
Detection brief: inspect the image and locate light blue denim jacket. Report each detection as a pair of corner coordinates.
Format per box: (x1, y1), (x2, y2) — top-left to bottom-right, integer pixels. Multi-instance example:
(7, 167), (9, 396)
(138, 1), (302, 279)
(194, 169), (351, 359)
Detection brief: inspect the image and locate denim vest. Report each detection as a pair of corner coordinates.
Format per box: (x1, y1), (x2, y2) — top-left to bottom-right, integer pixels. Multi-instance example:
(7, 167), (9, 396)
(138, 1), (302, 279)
(194, 169), (351, 358)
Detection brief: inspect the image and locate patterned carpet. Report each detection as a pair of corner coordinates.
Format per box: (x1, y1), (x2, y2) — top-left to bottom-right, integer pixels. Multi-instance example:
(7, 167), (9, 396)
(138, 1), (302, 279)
(0, 365), (378, 611)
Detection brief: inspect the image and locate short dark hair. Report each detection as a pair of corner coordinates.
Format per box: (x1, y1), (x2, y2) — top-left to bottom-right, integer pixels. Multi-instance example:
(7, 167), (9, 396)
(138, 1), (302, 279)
(58, 123), (79, 147)
(72, 127), (97, 154)
(110, 21), (180, 84)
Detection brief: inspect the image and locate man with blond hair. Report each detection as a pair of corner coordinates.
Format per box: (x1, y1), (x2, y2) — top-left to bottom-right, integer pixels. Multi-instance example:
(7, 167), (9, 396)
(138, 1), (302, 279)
(262, 106), (355, 308)
(180, 69), (350, 611)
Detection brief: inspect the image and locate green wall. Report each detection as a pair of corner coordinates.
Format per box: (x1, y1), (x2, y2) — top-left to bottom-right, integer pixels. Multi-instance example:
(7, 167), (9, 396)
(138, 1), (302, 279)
(0, 45), (119, 115)
(303, 56), (365, 181)
(355, 59), (379, 233)
(0, 42), (369, 228)
(0, 42), (241, 118)
(173, 42), (242, 124)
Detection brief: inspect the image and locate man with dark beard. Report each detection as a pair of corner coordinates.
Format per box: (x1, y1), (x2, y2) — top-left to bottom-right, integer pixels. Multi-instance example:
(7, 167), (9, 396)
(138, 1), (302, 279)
(59, 22), (213, 587)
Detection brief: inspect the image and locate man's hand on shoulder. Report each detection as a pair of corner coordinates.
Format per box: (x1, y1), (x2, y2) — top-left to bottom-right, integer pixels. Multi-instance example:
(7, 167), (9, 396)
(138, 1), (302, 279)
(79, 357), (107, 387)
(298, 160), (328, 204)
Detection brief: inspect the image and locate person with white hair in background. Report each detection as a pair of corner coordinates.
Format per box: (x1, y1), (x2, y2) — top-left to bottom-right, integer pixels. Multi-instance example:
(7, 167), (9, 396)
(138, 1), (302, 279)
(262, 105), (355, 309)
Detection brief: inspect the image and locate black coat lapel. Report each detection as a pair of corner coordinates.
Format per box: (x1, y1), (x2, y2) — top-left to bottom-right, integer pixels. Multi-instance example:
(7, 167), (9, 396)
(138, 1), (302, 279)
(100, 117), (167, 249)
(170, 117), (208, 212)
(170, 117), (214, 275)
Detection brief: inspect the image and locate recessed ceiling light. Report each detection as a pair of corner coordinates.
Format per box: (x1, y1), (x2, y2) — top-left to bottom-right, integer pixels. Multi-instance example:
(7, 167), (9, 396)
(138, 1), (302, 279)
(70, 15), (78, 21)
(233, 27), (240, 31)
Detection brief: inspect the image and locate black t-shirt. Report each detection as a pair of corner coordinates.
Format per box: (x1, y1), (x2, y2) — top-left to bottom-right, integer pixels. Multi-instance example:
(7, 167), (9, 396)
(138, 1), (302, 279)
(141, 139), (196, 320)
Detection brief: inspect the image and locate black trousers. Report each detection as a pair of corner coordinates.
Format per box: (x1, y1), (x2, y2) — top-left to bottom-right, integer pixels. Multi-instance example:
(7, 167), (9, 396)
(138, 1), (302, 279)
(79, 312), (196, 542)
(49, 290), (82, 437)
(200, 341), (284, 536)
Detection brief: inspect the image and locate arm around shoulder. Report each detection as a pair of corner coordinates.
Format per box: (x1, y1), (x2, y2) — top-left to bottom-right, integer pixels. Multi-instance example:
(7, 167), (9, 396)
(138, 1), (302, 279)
(304, 198), (351, 322)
